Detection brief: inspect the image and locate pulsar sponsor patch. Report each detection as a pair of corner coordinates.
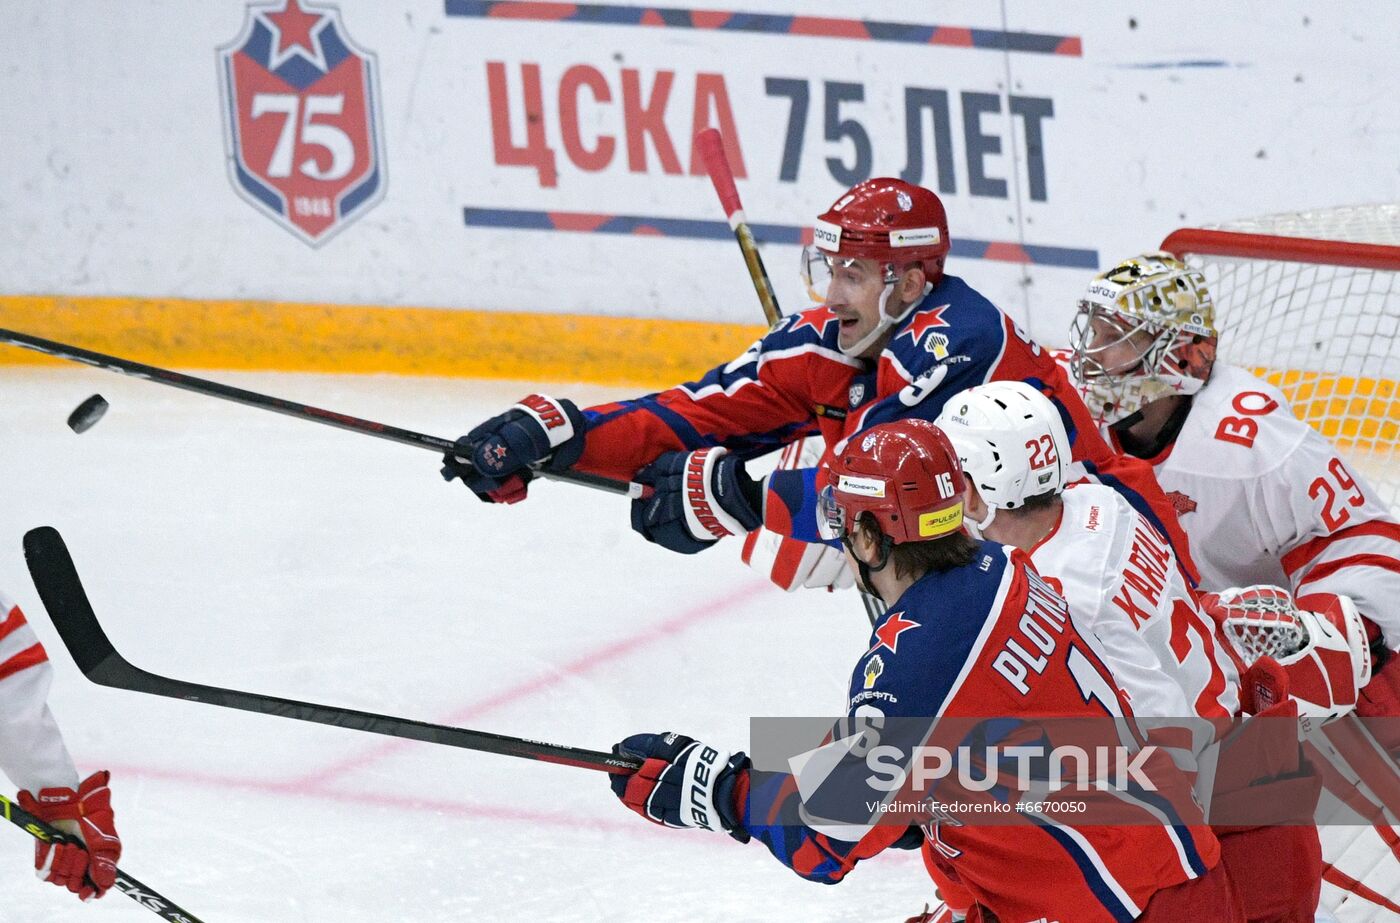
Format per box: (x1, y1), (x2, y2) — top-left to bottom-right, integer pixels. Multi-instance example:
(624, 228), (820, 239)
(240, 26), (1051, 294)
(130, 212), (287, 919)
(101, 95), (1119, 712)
(918, 502), (963, 537)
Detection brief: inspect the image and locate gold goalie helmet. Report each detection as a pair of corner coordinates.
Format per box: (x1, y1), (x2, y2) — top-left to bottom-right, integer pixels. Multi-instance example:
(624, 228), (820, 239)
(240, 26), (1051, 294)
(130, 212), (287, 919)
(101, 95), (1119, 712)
(1069, 251), (1219, 425)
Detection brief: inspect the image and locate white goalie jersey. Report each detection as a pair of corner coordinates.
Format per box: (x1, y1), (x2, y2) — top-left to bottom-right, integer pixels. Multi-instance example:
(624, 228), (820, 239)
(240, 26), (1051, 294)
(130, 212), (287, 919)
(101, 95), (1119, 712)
(1119, 365), (1400, 649)
(1030, 483), (1241, 741)
(0, 590), (79, 793)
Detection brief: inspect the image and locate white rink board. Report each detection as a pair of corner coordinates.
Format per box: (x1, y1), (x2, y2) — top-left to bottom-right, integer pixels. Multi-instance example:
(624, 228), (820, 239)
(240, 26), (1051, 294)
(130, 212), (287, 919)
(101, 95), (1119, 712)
(0, 1), (1398, 346)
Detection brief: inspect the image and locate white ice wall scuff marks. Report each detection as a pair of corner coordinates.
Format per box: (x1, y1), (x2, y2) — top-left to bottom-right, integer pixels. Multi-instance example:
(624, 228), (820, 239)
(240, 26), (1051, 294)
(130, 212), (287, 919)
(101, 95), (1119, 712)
(0, 0), (1397, 345)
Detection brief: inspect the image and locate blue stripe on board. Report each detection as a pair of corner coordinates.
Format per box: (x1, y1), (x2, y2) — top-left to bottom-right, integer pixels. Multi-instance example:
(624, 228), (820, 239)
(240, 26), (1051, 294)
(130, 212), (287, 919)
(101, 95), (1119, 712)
(462, 207), (1099, 269)
(443, 1), (1082, 56)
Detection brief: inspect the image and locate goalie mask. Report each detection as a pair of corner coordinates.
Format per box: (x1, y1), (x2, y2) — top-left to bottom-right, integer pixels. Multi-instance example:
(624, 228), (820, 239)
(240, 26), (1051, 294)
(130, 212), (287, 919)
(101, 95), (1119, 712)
(1069, 252), (1219, 426)
(934, 381), (1071, 539)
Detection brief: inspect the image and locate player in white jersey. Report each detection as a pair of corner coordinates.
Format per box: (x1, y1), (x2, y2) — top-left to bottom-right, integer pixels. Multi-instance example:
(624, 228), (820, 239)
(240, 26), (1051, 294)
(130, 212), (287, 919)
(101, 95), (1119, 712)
(934, 379), (1357, 921)
(935, 381), (1238, 735)
(0, 589), (121, 901)
(1070, 252), (1400, 919)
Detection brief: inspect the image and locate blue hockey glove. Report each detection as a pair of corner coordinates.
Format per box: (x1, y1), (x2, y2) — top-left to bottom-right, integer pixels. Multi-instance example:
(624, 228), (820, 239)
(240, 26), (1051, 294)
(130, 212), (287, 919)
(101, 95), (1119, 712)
(610, 732), (750, 842)
(629, 447), (764, 553)
(441, 394), (586, 503)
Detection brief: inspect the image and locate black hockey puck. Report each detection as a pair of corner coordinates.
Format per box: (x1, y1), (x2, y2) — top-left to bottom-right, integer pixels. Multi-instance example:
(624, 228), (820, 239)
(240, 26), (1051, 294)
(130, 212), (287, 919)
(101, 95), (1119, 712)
(67, 394), (109, 433)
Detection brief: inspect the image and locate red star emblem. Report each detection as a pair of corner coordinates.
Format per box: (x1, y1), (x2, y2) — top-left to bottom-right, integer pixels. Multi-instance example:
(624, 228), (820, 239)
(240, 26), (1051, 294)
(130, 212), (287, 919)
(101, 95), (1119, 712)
(896, 304), (950, 346)
(491, 444), (509, 460)
(868, 610), (920, 656)
(1166, 490), (1197, 515)
(266, 0), (324, 63)
(789, 305), (838, 338)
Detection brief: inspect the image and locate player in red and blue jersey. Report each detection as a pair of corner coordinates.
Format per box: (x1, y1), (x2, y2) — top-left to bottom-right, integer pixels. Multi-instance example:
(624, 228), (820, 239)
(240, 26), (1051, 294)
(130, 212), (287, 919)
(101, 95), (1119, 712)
(441, 178), (1195, 587)
(605, 420), (1240, 921)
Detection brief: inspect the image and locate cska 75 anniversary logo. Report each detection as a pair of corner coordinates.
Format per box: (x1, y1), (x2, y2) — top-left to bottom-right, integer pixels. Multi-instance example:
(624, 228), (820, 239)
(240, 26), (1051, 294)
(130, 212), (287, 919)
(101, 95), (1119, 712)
(218, 0), (386, 245)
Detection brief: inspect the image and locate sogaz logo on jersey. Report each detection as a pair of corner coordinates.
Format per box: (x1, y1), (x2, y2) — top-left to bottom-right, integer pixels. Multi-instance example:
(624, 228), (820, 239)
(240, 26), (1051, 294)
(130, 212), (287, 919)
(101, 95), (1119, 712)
(218, 0), (386, 245)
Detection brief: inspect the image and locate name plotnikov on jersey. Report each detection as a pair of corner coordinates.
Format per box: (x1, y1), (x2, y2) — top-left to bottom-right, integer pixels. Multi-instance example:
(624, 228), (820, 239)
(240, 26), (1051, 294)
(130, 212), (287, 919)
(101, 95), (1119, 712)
(992, 572), (1070, 695)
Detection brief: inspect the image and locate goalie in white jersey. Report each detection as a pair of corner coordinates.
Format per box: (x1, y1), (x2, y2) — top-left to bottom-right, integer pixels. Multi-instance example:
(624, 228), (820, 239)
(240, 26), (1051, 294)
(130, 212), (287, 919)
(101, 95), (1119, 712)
(1070, 252), (1400, 920)
(935, 379), (1349, 922)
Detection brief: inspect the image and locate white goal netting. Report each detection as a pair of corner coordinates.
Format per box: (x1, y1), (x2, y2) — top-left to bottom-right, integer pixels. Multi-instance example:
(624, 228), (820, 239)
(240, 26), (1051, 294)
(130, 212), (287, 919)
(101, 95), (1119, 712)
(1163, 204), (1400, 513)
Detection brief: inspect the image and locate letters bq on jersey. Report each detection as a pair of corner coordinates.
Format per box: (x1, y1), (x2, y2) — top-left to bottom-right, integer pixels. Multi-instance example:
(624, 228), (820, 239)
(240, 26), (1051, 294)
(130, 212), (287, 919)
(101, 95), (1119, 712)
(218, 0), (386, 245)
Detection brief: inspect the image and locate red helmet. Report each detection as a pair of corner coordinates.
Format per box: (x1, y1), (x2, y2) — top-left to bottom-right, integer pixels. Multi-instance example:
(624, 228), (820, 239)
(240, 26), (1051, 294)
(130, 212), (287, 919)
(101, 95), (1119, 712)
(823, 419), (966, 545)
(813, 178), (950, 285)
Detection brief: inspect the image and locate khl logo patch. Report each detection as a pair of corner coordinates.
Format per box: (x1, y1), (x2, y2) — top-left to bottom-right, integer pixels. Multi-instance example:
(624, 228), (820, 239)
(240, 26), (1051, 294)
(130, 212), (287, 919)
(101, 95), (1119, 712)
(218, 0), (386, 245)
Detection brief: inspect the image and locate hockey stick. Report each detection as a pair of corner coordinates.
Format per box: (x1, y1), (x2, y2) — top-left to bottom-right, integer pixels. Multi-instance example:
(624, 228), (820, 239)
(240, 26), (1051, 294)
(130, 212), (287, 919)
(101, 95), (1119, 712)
(696, 128), (782, 327)
(0, 792), (206, 922)
(22, 527), (641, 775)
(0, 327), (630, 496)
(696, 129), (886, 626)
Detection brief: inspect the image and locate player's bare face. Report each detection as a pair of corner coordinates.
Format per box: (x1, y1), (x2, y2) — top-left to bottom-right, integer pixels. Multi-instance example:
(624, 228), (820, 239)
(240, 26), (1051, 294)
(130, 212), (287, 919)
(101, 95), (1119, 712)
(826, 258), (888, 354)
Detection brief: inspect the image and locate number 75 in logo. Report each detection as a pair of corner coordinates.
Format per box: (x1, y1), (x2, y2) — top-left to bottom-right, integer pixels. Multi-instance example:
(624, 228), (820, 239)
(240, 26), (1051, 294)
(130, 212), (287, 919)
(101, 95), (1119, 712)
(218, 0), (386, 245)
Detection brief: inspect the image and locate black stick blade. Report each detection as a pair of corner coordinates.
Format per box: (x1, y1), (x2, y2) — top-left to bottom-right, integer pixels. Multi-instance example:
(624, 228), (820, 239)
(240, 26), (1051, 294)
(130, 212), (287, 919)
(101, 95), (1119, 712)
(23, 526), (128, 685)
(20, 527), (638, 774)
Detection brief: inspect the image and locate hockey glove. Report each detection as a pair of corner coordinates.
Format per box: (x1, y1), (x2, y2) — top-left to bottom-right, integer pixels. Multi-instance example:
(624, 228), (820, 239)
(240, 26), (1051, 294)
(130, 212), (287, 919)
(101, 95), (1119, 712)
(441, 394), (586, 503)
(1211, 586), (1369, 721)
(609, 732), (750, 842)
(18, 770), (121, 901)
(1358, 647), (1400, 718)
(630, 447), (764, 554)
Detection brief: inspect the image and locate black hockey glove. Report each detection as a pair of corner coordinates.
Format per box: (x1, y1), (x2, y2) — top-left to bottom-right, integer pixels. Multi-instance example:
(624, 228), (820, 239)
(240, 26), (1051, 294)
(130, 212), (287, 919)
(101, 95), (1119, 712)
(610, 731), (750, 842)
(441, 394), (586, 504)
(630, 447), (764, 553)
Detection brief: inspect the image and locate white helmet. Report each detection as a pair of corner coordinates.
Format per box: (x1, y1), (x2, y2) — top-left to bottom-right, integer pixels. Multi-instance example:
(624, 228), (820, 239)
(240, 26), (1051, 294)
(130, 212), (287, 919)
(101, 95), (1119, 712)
(934, 381), (1071, 537)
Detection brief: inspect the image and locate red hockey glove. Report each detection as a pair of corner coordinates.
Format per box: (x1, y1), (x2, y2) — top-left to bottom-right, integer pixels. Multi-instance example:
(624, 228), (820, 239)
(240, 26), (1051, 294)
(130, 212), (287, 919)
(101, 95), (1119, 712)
(17, 770), (121, 901)
(1358, 645), (1400, 719)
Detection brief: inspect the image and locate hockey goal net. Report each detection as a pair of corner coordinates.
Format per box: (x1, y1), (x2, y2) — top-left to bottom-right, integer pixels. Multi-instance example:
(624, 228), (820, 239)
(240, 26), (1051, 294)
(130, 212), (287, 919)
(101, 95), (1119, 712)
(1162, 204), (1400, 514)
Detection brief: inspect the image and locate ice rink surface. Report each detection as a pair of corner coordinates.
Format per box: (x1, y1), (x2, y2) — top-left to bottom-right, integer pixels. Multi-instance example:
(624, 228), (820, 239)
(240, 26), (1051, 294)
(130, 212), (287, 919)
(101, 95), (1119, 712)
(0, 366), (933, 922)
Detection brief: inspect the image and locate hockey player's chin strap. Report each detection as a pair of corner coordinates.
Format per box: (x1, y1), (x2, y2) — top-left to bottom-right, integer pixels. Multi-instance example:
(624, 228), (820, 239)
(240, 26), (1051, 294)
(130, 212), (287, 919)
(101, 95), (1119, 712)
(964, 505), (996, 540)
(837, 280), (934, 358)
(841, 531), (895, 604)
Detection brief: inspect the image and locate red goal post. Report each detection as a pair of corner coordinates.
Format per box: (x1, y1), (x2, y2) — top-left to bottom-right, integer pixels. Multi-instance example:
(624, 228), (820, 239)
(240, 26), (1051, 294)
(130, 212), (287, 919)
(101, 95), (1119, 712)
(1161, 205), (1400, 512)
